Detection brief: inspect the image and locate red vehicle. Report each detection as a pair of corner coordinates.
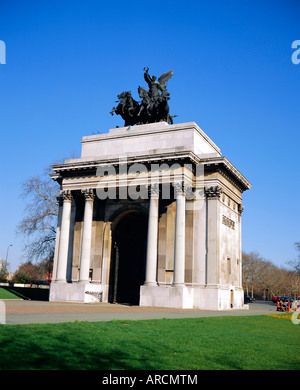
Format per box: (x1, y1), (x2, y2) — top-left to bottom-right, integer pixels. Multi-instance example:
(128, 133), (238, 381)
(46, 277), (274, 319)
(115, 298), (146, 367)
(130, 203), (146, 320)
(272, 296), (295, 303)
(272, 296), (280, 303)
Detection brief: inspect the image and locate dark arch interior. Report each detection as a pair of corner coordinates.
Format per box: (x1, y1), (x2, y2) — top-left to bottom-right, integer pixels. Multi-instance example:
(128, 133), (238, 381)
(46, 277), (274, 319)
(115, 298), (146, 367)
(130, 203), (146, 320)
(109, 212), (148, 305)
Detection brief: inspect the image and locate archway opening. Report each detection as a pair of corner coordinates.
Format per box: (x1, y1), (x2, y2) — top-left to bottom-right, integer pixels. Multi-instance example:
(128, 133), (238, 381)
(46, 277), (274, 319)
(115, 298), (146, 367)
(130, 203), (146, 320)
(109, 211), (148, 305)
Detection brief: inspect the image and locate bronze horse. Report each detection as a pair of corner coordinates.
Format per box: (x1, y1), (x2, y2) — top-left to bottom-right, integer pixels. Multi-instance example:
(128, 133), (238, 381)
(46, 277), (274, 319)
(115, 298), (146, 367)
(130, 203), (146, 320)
(110, 91), (140, 126)
(137, 87), (175, 124)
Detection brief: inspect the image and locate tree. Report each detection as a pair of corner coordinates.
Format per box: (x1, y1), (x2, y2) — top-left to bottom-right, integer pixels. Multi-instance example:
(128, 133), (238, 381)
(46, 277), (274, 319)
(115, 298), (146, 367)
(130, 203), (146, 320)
(13, 261), (38, 283)
(288, 242), (300, 275)
(0, 267), (9, 282)
(286, 270), (300, 298)
(17, 166), (60, 262)
(242, 251), (264, 297)
(243, 250), (300, 299)
(256, 260), (278, 299)
(35, 256), (53, 280)
(13, 258), (54, 283)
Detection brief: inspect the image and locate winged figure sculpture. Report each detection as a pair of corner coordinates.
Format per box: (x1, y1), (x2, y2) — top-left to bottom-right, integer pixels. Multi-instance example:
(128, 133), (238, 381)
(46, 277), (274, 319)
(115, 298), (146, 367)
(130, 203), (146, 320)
(110, 67), (177, 126)
(143, 67), (173, 98)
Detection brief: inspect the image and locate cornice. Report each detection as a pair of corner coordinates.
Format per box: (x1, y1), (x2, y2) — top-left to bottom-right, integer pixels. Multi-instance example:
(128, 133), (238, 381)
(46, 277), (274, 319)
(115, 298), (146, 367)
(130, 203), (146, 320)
(199, 156), (252, 191)
(51, 153), (251, 193)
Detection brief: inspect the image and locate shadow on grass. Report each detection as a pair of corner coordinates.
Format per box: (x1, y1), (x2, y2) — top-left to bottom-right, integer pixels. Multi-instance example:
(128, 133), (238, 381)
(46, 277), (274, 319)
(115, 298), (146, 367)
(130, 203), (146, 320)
(0, 322), (161, 370)
(3, 317), (298, 370)
(0, 343), (140, 370)
(1, 286), (49, 301)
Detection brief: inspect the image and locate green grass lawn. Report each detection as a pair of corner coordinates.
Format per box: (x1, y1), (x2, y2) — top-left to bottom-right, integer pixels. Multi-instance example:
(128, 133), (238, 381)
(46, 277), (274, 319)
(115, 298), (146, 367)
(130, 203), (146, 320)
(0, 287), (22, 300)
(0, 315), (299, 370)
(0, 286), (49, 301)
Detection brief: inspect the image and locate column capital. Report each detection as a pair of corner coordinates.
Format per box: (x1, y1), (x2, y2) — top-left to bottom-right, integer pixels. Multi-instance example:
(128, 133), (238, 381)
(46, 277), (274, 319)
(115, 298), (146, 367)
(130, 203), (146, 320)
(173, 181), (194, 198)
(60, 190), (72, 202)
(173, 181), (185, 198)
(205, 186), (223, 199)
(184, 184), (194, 200)
(81, 188), (95, 201)
(148, 183), (160, 198)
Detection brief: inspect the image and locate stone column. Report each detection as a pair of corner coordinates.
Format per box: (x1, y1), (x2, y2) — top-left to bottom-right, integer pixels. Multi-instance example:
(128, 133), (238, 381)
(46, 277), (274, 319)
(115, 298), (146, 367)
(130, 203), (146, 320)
(55, 190), (73, 283)
(79, 189), (95, 284)
(238, 203), (244, 288)
(52, 195), (63, 282)
(144, 184), (159, 286)
(173, 182), (186, 286)
(204, 186), (223, 285)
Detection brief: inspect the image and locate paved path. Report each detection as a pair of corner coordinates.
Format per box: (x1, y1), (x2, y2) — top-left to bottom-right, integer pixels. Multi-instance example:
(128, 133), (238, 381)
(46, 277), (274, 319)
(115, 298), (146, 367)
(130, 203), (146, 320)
(2, 300), (278, 325)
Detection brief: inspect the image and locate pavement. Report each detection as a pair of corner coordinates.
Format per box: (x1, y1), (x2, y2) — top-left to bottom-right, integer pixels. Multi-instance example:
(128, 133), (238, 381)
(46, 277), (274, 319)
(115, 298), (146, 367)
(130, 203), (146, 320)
(1, 300), (279, 325)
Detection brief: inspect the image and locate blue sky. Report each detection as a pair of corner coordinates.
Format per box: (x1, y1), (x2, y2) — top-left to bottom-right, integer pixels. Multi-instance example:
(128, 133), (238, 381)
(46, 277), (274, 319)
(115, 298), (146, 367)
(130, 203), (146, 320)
(0, 0), (299, 272)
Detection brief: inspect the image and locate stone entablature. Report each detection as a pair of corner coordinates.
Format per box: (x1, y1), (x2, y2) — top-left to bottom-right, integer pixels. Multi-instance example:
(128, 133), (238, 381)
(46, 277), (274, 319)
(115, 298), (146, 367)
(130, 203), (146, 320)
(49, 122), (251, 310)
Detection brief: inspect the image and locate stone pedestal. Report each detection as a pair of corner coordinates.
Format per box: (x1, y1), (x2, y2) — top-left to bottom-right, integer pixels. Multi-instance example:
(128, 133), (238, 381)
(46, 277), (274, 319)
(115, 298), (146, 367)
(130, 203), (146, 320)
(192, 285), (246, 310)
(140, 285), (194, 309)
(139, 285), (247, 310)
(49, 282), (103, 303)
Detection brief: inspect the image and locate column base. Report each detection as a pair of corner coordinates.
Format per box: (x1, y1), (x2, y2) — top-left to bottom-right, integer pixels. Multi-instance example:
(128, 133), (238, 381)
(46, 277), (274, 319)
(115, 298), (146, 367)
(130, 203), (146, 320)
(49, 282), (103, 303)
(172, 282), (185, 287)
(143, 281), (158, 287)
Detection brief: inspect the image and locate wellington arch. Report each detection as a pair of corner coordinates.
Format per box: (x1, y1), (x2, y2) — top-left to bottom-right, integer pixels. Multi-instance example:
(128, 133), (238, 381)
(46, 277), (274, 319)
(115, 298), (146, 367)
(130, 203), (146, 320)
(49, 121), (251, 310)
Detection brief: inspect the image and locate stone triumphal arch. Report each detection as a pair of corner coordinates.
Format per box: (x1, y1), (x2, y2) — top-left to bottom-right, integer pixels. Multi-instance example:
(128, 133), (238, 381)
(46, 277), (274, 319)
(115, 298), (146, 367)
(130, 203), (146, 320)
(49, 121), (251, 310)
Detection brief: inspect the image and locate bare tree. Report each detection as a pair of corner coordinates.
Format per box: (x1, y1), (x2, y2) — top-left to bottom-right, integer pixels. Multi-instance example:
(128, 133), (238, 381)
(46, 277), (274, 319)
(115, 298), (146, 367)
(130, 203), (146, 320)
(288, 242), (300, 275)
(243, 250), (300, 299)
(258, 260), (278, 299)
(17, 166), (60, 262)
(242, 251), (264, 298)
